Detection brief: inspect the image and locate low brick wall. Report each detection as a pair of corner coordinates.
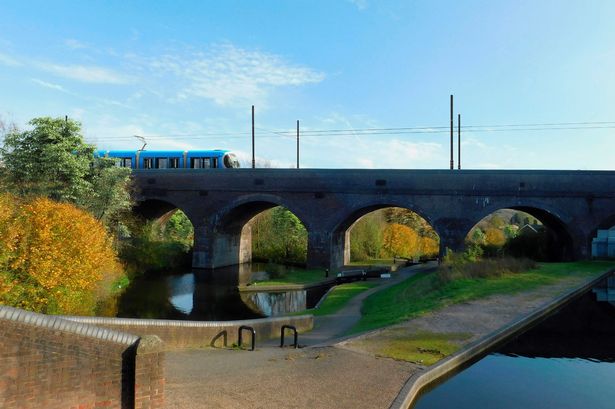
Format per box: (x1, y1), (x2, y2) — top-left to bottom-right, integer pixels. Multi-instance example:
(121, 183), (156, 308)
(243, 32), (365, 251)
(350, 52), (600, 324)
(0, 306), (164, 409)
(61, 315), (314, 349)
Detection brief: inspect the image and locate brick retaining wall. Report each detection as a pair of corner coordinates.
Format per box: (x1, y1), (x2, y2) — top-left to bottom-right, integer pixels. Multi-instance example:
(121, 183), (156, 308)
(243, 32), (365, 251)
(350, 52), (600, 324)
(0, 306), (164, 409)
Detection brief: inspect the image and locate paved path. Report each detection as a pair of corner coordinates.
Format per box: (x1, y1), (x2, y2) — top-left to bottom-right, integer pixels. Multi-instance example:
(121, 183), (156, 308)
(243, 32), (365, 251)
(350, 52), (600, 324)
(295, 263), (434, 346)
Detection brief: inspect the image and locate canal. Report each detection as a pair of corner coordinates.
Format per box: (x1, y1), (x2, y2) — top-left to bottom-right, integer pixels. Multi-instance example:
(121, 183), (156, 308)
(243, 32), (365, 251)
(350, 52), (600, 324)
(412, 274), (615, 408)
(105, 263), (330, 320)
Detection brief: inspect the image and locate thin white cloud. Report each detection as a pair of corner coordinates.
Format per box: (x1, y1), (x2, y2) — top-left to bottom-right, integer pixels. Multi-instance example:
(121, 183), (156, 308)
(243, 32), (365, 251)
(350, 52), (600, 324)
(64, 39), (87, 49)
(0, 52), (21, 67)
(347, 0), (368, 10)
(39, 62), (131, 84)
(147, 43), (325, 106)
(31, 78), (69, 93)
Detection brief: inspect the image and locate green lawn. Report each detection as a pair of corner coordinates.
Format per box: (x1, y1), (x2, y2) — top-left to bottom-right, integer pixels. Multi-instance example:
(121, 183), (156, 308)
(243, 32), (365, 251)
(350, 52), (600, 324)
(310, 282), (379, 316)
(369, 330), (472, 366)
(249, 268), (329, 286)
(351, 261), (615, 334)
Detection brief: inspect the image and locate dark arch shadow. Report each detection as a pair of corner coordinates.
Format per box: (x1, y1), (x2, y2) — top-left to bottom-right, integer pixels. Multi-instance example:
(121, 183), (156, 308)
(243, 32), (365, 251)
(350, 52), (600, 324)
(133, 199), (185, 221)
(469, 206), (574, 261)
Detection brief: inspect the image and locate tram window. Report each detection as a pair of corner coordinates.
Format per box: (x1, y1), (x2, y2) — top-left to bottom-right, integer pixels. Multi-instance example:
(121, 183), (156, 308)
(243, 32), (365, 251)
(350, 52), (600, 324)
(169, 158), (179, 169)
(203, 158), (211, 168)
(156, 158), (168, 169)
(191, 158), (201, 168)
(115, 158), (132, 168)
(143, 158), (153, 169)
(212, 157), (218, 168)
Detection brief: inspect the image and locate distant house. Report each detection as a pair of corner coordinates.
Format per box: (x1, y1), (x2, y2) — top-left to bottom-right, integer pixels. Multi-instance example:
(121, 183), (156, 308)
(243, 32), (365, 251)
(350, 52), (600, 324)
(518, 224), (544, 236)
(592, 228), (615, 258)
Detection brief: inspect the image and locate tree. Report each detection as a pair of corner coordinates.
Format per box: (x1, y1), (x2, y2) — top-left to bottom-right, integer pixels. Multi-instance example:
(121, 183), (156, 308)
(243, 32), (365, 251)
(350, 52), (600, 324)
(350, 212), (385, 261)
(250, 206), (307, 263)
(384, 207), (438, 240)
(420, 236), (439, 257)
(468, 228), (486, 245)
(382, 223), (420, 258)
(0, 117), (132, 226)
(164, 210), (194, 244)
(0, 193), (124, 315)
(484, 227), (506, 247)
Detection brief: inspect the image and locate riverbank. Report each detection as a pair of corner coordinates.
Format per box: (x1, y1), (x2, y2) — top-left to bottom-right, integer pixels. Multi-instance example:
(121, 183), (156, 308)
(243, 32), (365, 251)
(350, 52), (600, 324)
(164, 262), (614, 408)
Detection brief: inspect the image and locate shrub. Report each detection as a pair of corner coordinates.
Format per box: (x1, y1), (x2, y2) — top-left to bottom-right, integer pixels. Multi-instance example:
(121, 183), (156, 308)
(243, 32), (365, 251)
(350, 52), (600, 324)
(436, 253), (537, 285)
(0, 194), (124, 315)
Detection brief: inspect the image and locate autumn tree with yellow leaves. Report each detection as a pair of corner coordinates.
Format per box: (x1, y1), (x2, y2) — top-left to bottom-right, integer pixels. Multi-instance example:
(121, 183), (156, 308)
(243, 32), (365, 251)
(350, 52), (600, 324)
(382, 223), (420, 258)
(0, 193), (124, 315)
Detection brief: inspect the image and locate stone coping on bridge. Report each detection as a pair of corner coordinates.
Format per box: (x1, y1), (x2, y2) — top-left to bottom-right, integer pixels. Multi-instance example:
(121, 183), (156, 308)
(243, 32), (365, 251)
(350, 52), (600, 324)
(387, 268), (615, 409)
(60, 314), (314, 349)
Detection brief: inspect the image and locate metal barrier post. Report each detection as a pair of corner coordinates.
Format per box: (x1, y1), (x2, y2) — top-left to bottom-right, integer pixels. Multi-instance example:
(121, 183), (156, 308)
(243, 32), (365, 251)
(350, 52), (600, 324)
(238, 325), (256, 351)
(280, 325), (298, 348)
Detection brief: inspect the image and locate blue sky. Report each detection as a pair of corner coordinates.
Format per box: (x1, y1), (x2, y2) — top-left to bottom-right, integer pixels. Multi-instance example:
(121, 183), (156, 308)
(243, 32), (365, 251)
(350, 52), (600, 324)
(1, 0), (614, 169)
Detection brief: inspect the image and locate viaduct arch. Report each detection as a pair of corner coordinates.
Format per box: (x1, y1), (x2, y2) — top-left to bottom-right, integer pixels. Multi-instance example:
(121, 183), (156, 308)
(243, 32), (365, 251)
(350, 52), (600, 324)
(132, 169), (615, 270)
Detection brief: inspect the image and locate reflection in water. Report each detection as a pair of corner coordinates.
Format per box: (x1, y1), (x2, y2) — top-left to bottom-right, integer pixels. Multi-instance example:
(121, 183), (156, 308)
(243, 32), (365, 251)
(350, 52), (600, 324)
(412, 275), (615, 409)
(112, 263), (330, 321)
(168, 273), (195, 314)
(242, 291), (307, 316)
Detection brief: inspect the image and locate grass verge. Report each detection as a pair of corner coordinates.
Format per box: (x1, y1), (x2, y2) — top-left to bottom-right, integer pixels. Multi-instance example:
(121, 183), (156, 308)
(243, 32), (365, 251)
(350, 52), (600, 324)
(351, 261), (615, 335)
(287, 281), (379, 317)
(352, 329), (472, 366)
(311, 282), (379, 316)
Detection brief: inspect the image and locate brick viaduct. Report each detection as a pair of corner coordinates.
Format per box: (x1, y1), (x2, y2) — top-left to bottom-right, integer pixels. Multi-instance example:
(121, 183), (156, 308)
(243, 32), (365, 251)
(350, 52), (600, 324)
(132, 169), (615, 270)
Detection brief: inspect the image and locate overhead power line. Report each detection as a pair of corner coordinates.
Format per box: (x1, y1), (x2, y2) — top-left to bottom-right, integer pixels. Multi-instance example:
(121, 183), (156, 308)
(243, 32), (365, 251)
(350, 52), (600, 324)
(92, 120), (615, 142)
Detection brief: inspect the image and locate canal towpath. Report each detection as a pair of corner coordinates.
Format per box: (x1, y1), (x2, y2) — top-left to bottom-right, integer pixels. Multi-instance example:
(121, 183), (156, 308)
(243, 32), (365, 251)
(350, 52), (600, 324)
(164, 264), (611, 409)
(269, 262), (432, 347)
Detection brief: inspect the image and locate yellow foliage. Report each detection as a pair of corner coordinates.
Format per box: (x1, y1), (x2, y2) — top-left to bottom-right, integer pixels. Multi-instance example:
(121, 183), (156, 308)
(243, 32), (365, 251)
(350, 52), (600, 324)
(420, 236), (440, 257)
(0, 193), (123, 315)
(484, 227), (506, 247)
(382, 223), (421, 258)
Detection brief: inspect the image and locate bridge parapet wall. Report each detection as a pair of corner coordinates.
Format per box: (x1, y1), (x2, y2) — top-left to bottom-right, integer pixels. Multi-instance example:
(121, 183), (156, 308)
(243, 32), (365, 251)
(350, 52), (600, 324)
(0, 306), (164, 409)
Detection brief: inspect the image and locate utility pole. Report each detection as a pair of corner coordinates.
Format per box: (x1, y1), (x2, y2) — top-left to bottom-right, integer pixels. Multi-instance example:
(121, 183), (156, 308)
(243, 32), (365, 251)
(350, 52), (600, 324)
(251, 105), (255, 169)
(450, 95), (454, 170)
(458, 113), (461, 170)
(296, 120), (300, 169)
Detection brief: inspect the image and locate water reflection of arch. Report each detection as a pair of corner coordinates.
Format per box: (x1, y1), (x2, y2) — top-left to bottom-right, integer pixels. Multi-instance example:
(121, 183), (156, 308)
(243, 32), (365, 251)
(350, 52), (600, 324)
(468, 201), (577, 261)
(189, 267), (264, 320)
(330, 199), (440, 266)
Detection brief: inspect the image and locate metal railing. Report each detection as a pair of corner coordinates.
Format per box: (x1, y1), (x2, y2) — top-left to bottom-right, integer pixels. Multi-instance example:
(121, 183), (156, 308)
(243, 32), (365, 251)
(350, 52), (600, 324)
(238, 325), (256, 351)
(280, 325), (298, 349)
